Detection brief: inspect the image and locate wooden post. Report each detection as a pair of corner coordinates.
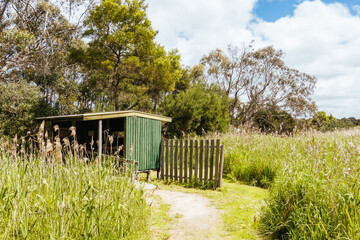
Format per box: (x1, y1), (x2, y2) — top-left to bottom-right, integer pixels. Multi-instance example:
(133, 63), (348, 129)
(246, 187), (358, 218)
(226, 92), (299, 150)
(174, 140), (178, 181)
(194, 140), (198, 180)
(160, 139), (164, 180)
(179, 140), (183, 183)
(218, 144), (225, 188)
(189, 140), (193, 180)
(184, 140), (188, 183)
(199, 140), (204, 182)
(98, 119), (103, 163)
(204, 140), (209, 181)
(215, 139), (220, 187)
(210, 139), (215, 181)
(165, 139), (169, 180)
(170, 139), (173, 181)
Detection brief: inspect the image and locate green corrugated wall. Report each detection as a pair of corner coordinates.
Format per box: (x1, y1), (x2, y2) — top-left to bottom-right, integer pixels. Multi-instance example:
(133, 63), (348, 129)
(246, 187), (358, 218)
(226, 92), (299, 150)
(125, 116), (162, 171)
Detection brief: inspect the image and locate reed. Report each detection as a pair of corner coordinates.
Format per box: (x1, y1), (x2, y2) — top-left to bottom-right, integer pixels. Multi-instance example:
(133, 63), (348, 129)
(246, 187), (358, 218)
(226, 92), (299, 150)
(219, 128), (360, 239)
(0, 123), (149, 239)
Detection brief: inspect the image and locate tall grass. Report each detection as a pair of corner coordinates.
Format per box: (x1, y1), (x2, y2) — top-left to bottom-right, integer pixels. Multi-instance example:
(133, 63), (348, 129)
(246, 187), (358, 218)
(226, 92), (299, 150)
(220, 128), (360, 239)
(0, 155), (149, 239)
(0, 122), (149, 239)
(222, 131), (288, 188)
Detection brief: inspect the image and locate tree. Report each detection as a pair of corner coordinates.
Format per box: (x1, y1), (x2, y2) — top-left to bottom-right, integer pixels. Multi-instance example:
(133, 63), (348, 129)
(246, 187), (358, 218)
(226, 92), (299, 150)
(160, 83), (230, 137)
(201, 44), (317, 126)
(0, 81), (53, 136)
(0, 0), (83, 115)
(73, 0), (182, 112)
(254, 107), (296, 134)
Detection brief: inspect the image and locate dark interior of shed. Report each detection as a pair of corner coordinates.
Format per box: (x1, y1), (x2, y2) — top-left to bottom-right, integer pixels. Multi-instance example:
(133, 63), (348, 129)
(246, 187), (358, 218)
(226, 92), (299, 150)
(51, 118), (125, 157)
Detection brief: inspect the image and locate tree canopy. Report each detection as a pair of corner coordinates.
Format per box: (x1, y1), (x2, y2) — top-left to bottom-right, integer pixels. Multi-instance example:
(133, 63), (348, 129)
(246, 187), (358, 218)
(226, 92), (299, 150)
(71, 0), (182, 111)
(201, 44), (317, 126)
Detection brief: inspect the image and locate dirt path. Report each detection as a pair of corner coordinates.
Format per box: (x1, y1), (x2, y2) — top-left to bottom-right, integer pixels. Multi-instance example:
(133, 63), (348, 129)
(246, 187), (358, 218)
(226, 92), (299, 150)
(153, 189), (223, 240)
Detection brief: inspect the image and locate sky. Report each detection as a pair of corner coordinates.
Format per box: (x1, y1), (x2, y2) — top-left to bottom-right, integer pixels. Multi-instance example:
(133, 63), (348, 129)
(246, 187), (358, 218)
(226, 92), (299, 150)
(146, 0), (360, 118)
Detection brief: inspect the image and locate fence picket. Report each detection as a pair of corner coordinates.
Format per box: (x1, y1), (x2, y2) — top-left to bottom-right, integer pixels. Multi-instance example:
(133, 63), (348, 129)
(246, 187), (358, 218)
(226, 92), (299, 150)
(160, 140), (164, 180)
(165, 139), (169, 180)
(210, 139), (214, 181)
(204, 140), (209, 181)
(219, 144), (225, 188)
(199, 140), (204, 182)
(179, 140), (183, 183)
(215, 139), (220, 187)
(170, 139), (173, 180)
(189, 140), (193, 180)
(195, 140), (198, 180)
(174, 140), (178, 181)
(184, 140), (188, 182)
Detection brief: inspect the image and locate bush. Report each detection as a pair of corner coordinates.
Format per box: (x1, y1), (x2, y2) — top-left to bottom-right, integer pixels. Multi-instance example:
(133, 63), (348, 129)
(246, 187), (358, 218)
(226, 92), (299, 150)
(321, 118), (356, 131)
(254, 108), (296, 134)
(161, 83), (230, 137)
(0, 81), (53, 136)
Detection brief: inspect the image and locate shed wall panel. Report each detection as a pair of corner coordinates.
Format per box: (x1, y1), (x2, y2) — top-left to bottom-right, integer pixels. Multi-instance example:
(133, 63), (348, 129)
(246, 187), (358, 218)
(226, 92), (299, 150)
(125, 116), (161, 171)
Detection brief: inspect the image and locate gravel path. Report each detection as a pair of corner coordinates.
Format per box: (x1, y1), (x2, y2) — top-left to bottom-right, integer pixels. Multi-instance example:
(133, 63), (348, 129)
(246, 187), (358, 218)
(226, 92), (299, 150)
(154, 189), (223, 240)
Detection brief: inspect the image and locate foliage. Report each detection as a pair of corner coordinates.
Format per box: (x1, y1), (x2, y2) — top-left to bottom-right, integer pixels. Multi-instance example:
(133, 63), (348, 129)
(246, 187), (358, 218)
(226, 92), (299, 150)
(254, 107), (296, 134)
(72, 0), (182, 111)
(1, 0), (83, 115)
(201, 44), (317, 126)
(0, 81), (53, 136)
(161, 83), (230, 137)
(309, 111), (359, 131)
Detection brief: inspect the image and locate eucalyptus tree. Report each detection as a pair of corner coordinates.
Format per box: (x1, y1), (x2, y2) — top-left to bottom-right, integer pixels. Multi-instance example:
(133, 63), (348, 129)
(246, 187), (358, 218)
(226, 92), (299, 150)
(74, 0), (182, 112)
(201, 44), (317, 125)
(0, 0), (86, 115)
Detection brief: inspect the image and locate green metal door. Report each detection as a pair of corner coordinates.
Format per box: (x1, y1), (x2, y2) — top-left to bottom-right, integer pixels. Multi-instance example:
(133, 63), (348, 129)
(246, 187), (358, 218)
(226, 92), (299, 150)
(125, 116), (162, 171)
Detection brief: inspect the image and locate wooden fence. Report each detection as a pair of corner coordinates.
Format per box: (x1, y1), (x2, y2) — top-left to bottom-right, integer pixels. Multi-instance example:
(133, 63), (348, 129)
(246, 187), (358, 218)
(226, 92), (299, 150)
(159, 139), (224, 188)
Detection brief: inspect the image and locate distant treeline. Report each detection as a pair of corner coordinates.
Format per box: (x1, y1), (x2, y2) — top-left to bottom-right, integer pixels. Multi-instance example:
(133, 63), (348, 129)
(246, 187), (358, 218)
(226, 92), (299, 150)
(253, 109), (360, 134)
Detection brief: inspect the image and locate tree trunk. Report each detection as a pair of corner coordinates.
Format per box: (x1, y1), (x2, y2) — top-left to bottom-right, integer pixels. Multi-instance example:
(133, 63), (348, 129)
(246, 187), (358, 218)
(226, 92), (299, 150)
(114, 87), (120, 111)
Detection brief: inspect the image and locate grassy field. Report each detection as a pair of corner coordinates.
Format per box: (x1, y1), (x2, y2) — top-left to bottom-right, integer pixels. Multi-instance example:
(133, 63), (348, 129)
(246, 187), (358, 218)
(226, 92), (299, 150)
(221, 128), (360, 239)
(0, 156), (149, 239)
(1, 127), (360, 239)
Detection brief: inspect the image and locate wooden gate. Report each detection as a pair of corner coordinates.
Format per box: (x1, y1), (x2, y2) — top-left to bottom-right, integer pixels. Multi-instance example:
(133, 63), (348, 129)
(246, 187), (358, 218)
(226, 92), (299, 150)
(159, 139), (224, 188)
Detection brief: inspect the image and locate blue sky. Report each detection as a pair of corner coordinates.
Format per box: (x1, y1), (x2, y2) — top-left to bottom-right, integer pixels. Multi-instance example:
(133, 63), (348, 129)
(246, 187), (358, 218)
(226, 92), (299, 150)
(254, 0), (360, 22)
(147, 0), (360, 118)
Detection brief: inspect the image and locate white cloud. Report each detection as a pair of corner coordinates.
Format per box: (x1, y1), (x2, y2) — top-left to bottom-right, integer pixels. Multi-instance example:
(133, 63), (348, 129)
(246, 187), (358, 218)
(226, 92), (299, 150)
(147, 0), (360, 118)
(353, 5), (360, 15)
(147, 0), (258, 65)
(252, 0), (360, 118)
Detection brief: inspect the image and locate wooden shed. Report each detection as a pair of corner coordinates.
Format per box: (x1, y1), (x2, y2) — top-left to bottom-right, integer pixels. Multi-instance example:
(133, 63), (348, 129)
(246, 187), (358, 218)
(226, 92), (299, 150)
(37, 110), (171, 171)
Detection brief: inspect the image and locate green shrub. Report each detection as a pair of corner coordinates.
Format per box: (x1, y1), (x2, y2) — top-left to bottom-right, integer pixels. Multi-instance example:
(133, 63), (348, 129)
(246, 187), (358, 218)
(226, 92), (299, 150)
(161, 83), (230, 137)
(0, 81), (54, 136)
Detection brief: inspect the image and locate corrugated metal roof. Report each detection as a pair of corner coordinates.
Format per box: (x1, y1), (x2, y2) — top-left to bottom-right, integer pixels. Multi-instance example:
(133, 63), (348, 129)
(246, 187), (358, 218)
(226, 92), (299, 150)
(36, 110), (172, 122)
